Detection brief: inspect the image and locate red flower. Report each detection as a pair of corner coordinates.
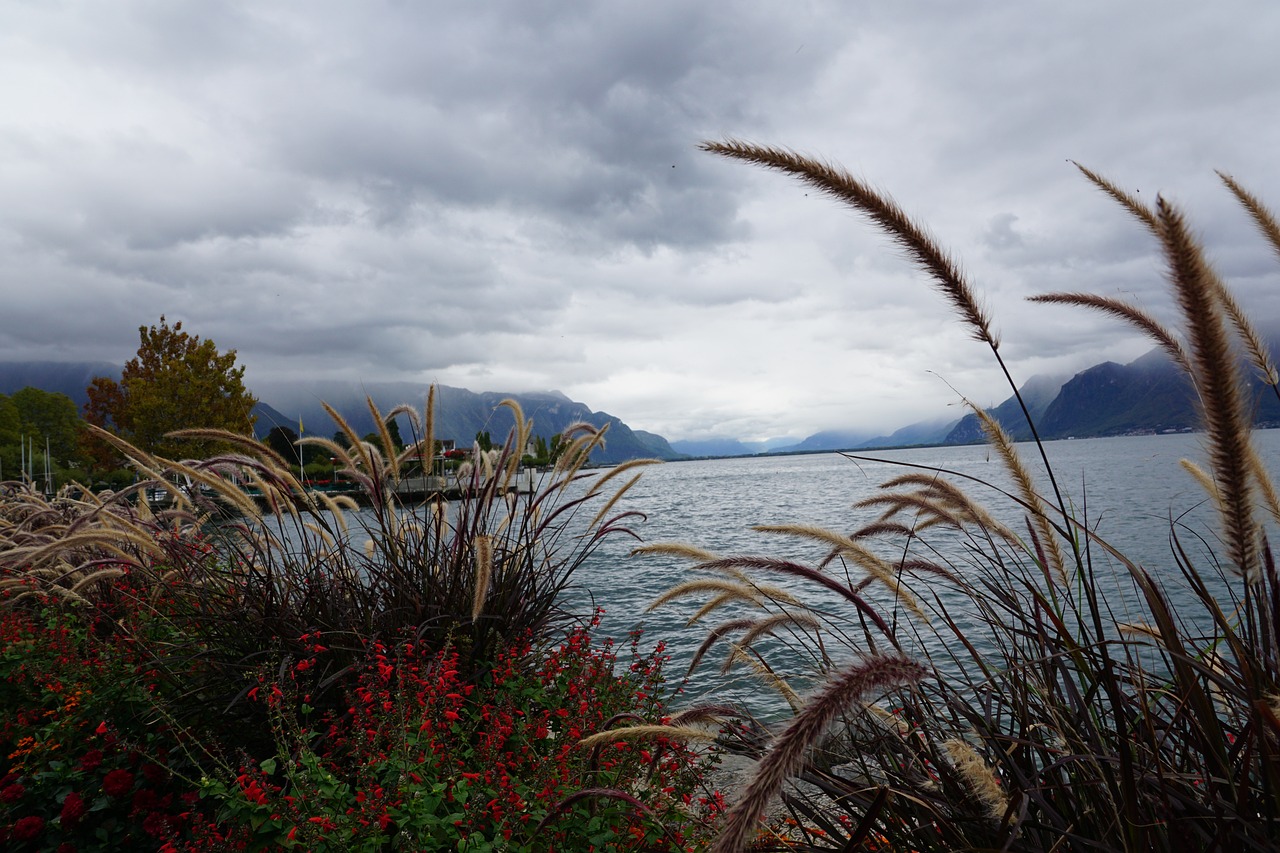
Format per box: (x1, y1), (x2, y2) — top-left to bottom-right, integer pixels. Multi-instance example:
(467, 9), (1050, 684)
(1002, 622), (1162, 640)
(0, 782), (24, 803)
(132, 787), (159, 813)
(80, 749), (104, 772)
(12, 815), (44, 840)
(60, 791), (87, 825)
(103, 768), (135, 797)
(143, 811), (170, 837)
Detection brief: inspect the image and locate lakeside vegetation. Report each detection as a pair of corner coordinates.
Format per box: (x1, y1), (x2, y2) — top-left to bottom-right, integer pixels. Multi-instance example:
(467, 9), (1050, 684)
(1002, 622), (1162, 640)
(6, 143), (1280, 851)
(2, 395), (728, 851)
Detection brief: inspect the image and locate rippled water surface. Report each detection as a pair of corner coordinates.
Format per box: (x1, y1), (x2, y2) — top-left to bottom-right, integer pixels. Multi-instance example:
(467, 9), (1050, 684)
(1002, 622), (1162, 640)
(564, 431), (1280, 712)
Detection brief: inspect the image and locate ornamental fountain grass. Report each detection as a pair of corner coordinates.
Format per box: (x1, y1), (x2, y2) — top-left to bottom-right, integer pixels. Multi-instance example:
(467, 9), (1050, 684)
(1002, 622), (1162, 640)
(636, 142), (1280, 852)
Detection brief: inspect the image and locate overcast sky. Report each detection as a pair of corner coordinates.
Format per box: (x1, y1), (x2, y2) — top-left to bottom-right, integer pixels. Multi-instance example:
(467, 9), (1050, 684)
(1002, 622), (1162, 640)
(3, 1), (1280, 442)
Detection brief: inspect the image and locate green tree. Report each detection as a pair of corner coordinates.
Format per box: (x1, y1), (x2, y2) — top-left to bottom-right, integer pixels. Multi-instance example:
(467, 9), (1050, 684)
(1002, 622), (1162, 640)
(0, 394), (20, 478)
(386, 415), (404, 451)
(85, 316), (257, 462)
(265, 425), (301, 464)
(11, 387), (84, 465)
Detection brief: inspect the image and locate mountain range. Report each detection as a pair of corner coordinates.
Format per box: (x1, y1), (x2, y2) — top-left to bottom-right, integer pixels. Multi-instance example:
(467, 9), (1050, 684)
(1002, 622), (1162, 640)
(0, 364), (681, 464)
(4, 348), (1280, 462)
(673, 347), (1280, 456)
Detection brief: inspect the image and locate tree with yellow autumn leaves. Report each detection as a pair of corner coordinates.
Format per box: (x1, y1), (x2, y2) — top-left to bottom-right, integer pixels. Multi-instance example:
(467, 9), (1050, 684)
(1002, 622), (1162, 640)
(84, 317), (257, 466)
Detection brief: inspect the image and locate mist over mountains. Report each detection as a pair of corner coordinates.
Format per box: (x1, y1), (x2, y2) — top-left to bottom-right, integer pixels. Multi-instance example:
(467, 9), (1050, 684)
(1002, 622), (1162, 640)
(5, 346), (1280, 463)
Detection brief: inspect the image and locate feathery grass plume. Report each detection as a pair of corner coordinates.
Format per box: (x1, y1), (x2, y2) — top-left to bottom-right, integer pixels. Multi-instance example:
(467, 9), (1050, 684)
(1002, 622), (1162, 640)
(685, 593), (739, 625)
(301, 522), (337, 550)
(170, 427), (289, 468)
(972, 405), (1068, 585)
(1118, 621), (1168, 647)
(881, 473), (1022, 543)
(323, 401), (374, 474)
(472, 535), (493, 620)
(1217, 170), (1280, 399)
(1028, 292), (1192, 376)
(68, 567), (127, 594)
(711, 654), (925, 853)
(668, 705), (743, 727)
(856, 491), (970, 530)
(852, 520), (919, 539)
(632, 542), (722, 562)
(168, 459), (264, 520)
(43, 583), (89, 605)
(878, 472), (978, 513)
(694, 555), (896, 638)
(648, 578), (774, 612)
(13, 529), (165, 569)
(366, 398), (402, 480)
(552, 422), (606, 477)
(736, 610), (823, 651)
(577, 725), (720, 750)
(1075, 166), (1280, 397)
(586, 457), (662, 498)
(703, 139), (997, 349)
(721, 643), (804, 710)
(942, 738), (1010, 823)
(1072, 161), (1159, 232)
(894, 559), (963, 586)
(863, 701), (912, 737)
(683, 589), (806, 626)
(707, 140), (1078, 549)
(1246, 444), (1280, 524)
(687, 618), (754, 673)
(304, 436), (356, 473)
(588, 471), (645, 530)
(423, 384), (436, 474)
(1180, 458), (1221, 504)
(1212, 276), (1280, 388)
(1157, 196), (1259, 575)
(495, 399), (531, 488)
(754, 523), (927, 621)
(1221, 170), (1280, 270)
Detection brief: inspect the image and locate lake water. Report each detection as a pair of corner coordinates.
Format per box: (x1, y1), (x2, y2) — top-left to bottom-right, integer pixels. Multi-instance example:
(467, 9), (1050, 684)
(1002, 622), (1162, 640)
(565, 431), (1280, 712)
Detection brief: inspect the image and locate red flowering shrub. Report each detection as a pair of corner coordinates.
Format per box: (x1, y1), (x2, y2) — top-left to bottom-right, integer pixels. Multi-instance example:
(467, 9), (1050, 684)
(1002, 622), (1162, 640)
(0, 597), (204, 851)
(11, 814), (44, 840)
(102, 769), (135, 798)
(59, 791), (86, 826)
(185, 619), (727, 852)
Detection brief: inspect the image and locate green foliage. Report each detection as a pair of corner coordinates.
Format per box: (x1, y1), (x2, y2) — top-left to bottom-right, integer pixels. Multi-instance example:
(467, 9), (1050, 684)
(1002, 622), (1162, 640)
(263, 426), (299, 463)
(85, 316), (257, 464)
(0, 388), (87, 485)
